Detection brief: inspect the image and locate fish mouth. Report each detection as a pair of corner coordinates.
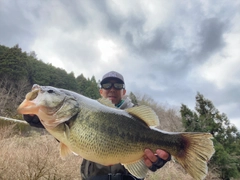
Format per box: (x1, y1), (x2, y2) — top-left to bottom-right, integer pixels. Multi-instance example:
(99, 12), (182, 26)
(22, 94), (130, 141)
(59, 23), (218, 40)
(17, 88), (40, 115)
(26, 87), (39, 100)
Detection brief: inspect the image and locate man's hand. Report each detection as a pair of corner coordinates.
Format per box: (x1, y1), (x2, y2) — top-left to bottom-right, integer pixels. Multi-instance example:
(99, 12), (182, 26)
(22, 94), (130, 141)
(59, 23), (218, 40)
(23, 114), (45, 128)
(143, 149), (171, 172)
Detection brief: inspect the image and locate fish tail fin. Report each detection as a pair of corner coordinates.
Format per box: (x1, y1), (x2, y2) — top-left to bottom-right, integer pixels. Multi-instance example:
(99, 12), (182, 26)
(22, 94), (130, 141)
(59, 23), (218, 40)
(174, 133), (215, 180)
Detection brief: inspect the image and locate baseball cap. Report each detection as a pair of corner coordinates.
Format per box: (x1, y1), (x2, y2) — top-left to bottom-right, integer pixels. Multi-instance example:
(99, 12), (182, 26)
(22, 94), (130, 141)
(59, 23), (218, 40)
(100, 71), (125, 84)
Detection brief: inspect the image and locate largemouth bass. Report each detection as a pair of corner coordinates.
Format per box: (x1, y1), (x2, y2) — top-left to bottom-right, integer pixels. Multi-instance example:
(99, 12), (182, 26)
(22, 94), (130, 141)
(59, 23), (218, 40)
(17, 84), (215, 180)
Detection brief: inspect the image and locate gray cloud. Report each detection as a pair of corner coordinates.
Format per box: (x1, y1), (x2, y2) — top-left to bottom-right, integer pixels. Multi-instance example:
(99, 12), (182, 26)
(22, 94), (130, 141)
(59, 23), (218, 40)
(197, 18), (227, 60)
(0, 1), (36, 49)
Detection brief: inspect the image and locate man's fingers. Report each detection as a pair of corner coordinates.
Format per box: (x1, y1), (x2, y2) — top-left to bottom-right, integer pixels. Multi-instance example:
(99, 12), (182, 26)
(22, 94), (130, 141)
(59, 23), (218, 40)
(156, 149), (170, 161)
(144, 149), (171, 172)
(145, 149), (158, 162)
(143, 156), (152, 167)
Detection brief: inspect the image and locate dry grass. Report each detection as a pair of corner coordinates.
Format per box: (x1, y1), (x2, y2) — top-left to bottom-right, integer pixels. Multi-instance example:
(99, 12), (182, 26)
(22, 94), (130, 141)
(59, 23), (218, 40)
(0, 126), (81, 180)
(145, 162), (193, 180)
(145, 161), (219, 180)
(0, 125), (219, 180)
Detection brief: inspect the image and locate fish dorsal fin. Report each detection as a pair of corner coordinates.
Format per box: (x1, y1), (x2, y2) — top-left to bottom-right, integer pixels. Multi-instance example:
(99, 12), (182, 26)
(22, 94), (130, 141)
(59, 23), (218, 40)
(126, 105), (159, 126)
(122, 158), (148, 179)
(97, 98), (116, 108)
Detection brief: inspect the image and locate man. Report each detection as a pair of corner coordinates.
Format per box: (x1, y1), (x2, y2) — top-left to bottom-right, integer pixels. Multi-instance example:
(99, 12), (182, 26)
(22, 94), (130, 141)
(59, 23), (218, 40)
(81, 71), (170, 180)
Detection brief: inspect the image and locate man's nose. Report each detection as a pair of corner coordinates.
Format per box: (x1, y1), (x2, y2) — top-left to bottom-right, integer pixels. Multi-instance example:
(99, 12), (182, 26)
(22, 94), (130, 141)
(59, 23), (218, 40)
(109, 86), (116, 91)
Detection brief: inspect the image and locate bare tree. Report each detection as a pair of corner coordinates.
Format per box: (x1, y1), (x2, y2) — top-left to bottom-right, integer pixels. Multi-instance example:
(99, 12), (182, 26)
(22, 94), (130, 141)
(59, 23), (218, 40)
(136, 93), (184, 132)
(0, 77), (31, 117)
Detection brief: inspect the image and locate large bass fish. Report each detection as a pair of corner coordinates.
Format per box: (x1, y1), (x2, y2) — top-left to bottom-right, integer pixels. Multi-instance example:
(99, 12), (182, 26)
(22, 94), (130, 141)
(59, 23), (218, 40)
(17, 84), (215, 180)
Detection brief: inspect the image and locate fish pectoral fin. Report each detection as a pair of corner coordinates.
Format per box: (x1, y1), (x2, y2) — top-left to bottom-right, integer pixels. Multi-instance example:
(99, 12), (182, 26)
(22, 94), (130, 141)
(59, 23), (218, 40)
(64, 123), (70, 138)
(126, 105), (159, 127)
(122, 158), (148, 179)
(59, 142), (72, 160)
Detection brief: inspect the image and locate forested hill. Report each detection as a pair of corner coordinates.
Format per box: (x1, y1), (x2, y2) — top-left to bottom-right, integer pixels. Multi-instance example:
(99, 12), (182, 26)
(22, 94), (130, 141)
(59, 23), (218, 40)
(0, 44), (100, 117)
(0, 44), (100, 98)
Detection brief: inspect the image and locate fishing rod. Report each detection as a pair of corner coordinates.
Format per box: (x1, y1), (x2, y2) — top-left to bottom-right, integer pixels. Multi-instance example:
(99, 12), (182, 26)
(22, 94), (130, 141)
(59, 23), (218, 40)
(0, 116), (28, 125)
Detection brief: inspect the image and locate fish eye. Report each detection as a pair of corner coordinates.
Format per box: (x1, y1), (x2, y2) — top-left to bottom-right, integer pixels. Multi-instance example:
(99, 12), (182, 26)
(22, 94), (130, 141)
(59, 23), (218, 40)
(47, 90), (54, 93)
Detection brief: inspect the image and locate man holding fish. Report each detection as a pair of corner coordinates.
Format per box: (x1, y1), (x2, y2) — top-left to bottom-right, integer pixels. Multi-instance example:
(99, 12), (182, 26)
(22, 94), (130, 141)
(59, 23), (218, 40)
(19, 71), (214, 180)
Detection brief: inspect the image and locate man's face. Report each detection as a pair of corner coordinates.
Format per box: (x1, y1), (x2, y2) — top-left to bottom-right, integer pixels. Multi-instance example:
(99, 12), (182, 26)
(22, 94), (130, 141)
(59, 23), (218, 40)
(99, 79), (126, 105)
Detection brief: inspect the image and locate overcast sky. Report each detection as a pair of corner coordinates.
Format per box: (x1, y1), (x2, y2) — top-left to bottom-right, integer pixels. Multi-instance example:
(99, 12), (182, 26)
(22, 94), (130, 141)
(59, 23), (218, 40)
(0, 0), (240, 130)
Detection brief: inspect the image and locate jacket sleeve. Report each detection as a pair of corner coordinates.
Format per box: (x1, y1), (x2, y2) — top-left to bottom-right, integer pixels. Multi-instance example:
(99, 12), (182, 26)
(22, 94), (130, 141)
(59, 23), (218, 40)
(23, 114), (45, 128)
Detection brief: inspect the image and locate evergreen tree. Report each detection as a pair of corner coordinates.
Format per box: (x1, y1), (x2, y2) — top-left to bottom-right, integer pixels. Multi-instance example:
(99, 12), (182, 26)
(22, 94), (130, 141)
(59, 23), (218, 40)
(180, 92), (240, 179)
(0, 45), (28, 81)
(27, 59), (52, 85)
(0, 44), (9, 55)
(76, 73), (88, 95)
(65, 72), (78, 92)
(84, 76), (100, 99)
